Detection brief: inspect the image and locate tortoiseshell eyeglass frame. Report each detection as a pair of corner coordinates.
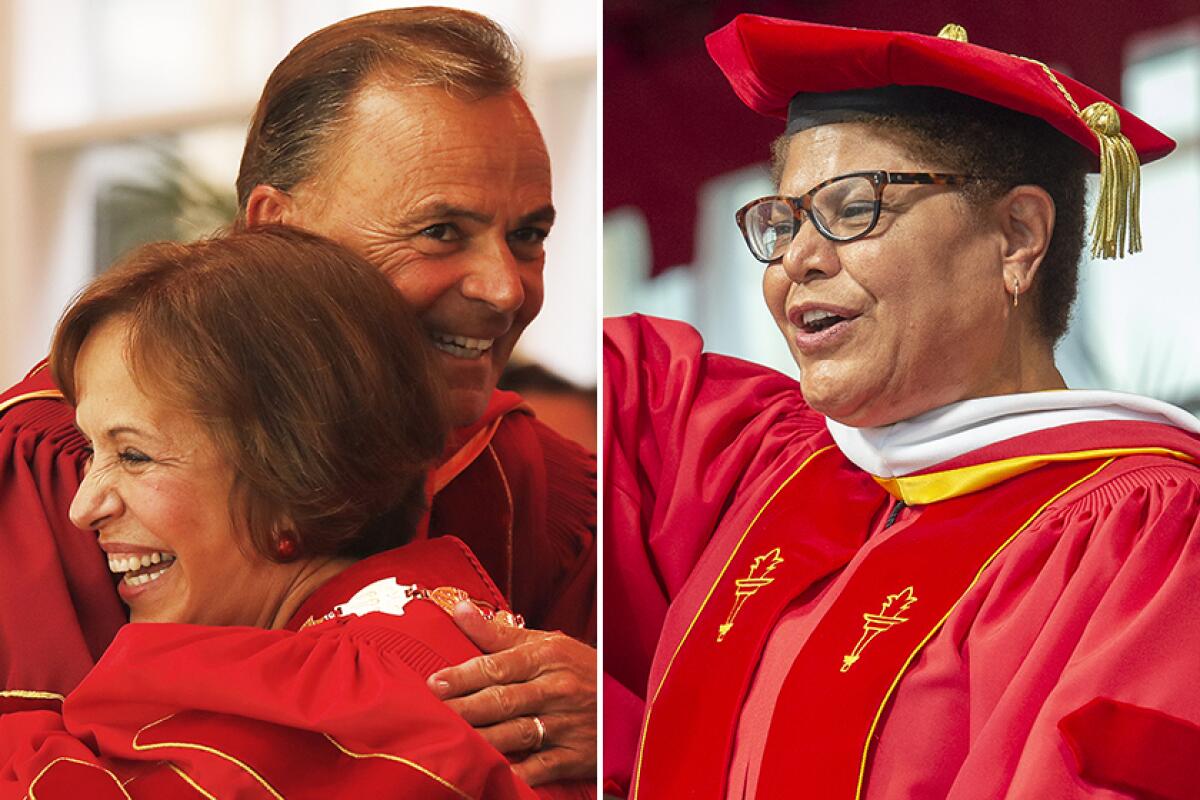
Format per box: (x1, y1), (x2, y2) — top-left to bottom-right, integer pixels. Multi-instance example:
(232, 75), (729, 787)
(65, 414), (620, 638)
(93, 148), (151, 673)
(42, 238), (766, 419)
(734, 171), (979, 263)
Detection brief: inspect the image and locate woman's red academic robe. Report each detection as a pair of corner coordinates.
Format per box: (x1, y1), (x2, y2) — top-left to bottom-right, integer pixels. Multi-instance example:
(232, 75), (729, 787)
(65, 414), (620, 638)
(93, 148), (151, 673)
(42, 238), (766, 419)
(605, 314), (1200, 800)
(0, 536), (593, 799)
(0, 364), (594, 716)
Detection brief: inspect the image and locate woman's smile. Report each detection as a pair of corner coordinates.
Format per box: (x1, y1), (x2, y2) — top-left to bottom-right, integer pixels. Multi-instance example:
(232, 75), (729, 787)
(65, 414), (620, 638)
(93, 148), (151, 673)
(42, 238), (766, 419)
(103, 544), (179, 602)
(70, 316), (297, 627)
(763, 123), (1032, 426)
(787, 302), (864, 355)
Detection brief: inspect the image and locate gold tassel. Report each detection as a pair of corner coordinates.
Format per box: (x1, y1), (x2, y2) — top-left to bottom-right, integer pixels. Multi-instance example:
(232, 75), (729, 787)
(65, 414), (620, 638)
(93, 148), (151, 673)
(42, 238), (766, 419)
(933, 26), (1143, 259)
(937, 23), (968, 42)
(1081, 101), (1142, 259)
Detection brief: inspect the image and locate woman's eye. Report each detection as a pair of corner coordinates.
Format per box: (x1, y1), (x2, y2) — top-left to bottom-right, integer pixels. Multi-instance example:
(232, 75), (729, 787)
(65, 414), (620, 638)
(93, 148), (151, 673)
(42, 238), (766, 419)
(840, 202), (876, 219)
(118, 450), (152, 465)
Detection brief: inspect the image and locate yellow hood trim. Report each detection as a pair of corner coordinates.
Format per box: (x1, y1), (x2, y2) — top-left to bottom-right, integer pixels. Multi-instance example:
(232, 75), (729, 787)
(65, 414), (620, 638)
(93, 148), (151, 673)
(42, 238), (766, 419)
(873, 447), (1195, 504)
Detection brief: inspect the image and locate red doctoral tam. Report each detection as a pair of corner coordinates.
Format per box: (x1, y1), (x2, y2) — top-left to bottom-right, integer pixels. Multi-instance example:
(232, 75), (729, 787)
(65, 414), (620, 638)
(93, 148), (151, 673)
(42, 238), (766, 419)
(706, 14), (1177, 260)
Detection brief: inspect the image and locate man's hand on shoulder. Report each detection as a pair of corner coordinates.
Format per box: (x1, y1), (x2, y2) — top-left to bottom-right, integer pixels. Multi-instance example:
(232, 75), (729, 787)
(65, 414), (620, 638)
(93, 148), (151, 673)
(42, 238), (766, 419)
(428, 602), (596, 787)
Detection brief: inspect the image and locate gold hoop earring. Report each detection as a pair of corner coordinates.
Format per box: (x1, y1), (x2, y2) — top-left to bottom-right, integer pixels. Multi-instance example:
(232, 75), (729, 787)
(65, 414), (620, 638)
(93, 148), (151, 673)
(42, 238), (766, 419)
(1012, 277), (1020, 309)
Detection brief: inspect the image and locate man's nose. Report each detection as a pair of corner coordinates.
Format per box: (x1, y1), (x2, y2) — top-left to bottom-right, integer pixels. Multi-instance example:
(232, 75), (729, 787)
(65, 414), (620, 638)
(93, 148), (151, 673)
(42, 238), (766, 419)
(460, 238), (526, 315)
(69, 463), (121, 531)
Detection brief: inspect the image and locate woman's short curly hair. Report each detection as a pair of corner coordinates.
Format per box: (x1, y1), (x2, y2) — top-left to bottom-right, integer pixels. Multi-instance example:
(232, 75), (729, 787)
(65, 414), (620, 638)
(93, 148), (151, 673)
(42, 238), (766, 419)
(52, 225), (447, 561)
(773, 104), (1091, 343)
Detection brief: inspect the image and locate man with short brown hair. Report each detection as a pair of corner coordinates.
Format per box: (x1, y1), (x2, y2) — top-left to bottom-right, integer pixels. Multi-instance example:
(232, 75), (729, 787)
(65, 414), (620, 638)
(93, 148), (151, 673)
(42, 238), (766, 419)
(0, 6), (595, 788)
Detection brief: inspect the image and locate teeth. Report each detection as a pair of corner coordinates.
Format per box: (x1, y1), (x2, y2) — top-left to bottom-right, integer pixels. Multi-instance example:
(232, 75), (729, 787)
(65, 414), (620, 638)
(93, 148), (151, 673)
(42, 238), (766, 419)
(108, 552), (176, 574)
(432, 332), (494, 349)
(430, 331), (494, 356)
(431, 332), (495, 360)
(122, 559), (174, 587)
(802, 309), (842, 326)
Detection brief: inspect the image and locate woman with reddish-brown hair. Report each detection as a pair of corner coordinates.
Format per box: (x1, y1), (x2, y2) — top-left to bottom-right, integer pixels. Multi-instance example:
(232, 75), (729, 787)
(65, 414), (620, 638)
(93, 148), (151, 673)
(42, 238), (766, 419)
(0, 7), (596, 788)
(0, 227), (591, 799)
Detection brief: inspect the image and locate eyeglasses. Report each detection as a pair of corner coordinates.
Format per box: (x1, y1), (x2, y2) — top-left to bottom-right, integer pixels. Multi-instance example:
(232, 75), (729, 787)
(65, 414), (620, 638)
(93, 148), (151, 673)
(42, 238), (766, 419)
(734, 171), (979, 263)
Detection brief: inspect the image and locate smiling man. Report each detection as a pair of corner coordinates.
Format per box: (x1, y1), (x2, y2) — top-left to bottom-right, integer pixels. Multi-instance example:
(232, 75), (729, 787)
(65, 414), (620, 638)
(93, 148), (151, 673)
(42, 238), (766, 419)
(0, 7), (595, 789)
(245, 81), (555, 428)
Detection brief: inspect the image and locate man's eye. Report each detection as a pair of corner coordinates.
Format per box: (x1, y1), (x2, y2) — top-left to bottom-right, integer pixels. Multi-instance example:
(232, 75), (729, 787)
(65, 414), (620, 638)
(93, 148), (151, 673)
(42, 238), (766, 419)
(419, 223), (461, 242)
(509, 228), (550, 259)
(509, 227), (550, 245)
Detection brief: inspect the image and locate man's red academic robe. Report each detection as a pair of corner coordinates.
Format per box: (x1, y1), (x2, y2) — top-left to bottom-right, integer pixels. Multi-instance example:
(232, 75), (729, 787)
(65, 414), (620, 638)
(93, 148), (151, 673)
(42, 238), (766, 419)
(0, 363), (594, 715)
(605, 315), (1200, 800)
(0, 536), (593, 799)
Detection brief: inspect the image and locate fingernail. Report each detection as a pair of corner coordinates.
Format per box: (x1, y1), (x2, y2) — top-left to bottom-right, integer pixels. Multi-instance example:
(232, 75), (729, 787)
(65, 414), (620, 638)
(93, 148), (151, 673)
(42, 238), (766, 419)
(428, 678), (450, 696)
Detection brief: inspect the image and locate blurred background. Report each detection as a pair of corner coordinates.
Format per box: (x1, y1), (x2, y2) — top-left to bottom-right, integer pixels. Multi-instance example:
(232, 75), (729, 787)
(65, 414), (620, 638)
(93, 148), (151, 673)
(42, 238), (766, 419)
(0, 0), (598, 447)
(604, 0), (1200, 416)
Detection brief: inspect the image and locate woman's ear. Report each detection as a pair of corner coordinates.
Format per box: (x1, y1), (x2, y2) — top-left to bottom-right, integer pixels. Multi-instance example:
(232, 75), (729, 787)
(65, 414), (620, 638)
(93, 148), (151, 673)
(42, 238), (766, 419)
(269, 513), (302, 562)
(995, 184), (1056, 297)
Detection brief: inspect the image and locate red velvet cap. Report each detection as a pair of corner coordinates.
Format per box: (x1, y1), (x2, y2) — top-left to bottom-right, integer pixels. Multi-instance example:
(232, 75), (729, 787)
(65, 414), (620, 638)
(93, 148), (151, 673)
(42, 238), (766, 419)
(705, 15), (1175, 167)
(705, 14), (1175, 258)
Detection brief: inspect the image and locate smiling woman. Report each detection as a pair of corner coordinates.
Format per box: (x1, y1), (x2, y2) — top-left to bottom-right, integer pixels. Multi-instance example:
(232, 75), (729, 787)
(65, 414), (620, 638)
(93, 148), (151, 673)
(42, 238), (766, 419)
(0, 227), (589, 799)
(52, 226), (444, 628)
(0, 7), (597, 792)
(70, 320), (252, 621)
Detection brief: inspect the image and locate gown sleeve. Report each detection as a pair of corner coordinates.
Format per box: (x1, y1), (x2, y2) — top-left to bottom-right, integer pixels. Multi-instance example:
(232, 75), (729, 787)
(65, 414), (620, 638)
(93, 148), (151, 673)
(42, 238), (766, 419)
(602, 315), (823, 792)
(0, 367), (125, 710)
(1004, 465), (1200, 800)
(866, 458), (1200, 800)
(0, 607), (592, 799)
(512, 416), (596, 642)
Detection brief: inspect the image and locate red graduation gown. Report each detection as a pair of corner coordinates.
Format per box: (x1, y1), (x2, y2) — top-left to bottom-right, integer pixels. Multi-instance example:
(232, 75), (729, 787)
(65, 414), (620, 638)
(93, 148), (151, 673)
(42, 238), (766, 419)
(0, 365), (125, 714)
(430, 390), (595, 641)
(0, 537), (593, 799)
(604, 314), (1200, 799)
(0, 364), (594, 714)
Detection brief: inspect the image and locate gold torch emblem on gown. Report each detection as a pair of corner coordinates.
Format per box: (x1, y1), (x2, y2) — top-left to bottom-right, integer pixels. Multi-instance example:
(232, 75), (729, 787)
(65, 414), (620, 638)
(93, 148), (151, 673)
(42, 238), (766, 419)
(717, 548), (784, 642)
(841, 587), (918, 672)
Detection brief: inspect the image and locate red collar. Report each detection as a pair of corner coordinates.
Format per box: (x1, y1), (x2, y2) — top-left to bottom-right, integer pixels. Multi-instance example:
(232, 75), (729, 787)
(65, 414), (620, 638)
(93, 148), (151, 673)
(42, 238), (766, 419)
(432, 389), (530, 494)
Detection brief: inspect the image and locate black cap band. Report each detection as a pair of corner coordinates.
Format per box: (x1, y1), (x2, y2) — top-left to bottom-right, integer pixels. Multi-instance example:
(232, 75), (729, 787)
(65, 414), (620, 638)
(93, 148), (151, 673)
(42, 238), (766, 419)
(785, 85), (1008, 135)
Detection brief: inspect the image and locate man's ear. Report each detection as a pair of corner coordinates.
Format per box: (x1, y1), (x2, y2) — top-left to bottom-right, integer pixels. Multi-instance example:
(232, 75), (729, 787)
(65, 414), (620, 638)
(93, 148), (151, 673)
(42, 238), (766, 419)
(996, 184), (1055, 294)
(243, 185), (295, 228)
